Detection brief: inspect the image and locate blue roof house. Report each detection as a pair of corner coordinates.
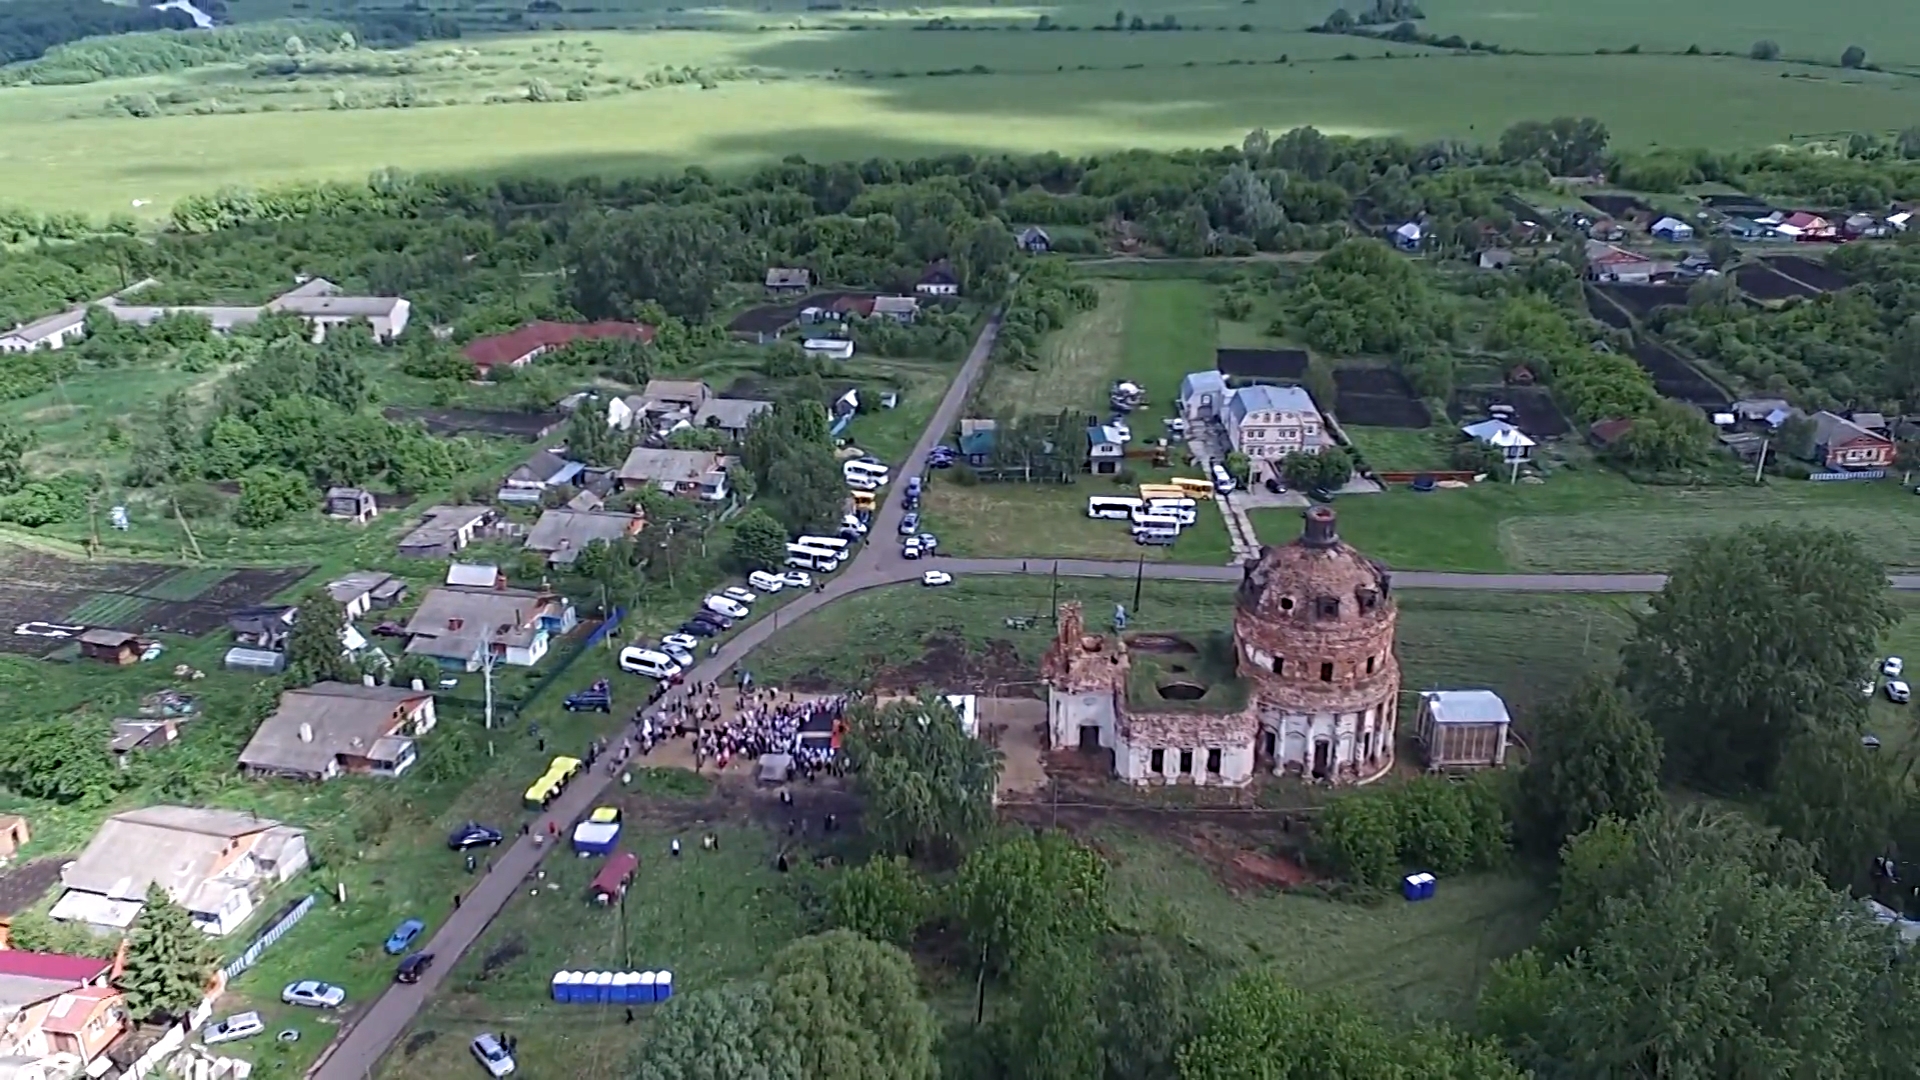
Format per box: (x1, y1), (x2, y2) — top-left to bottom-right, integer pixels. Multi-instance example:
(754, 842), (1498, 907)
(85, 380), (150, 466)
(1178, 370), (1231, 422)
(1087, 425), (1125, 475)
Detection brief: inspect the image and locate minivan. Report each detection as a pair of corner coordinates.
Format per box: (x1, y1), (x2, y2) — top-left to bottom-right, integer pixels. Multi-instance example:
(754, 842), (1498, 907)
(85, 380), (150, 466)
(619, 648), (683, 680)
(704, 595), (750, 620)
(748, 571), (787, 593)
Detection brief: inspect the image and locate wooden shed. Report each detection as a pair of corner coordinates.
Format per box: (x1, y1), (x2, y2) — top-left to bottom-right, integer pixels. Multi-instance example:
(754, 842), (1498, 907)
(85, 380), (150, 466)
(1415, 690), (1512, 771)
(78, 629), (148, 666)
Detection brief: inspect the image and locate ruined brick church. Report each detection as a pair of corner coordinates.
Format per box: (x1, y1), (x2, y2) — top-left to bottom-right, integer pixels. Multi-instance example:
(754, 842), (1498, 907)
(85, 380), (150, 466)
(1042, 506), (1401, 786)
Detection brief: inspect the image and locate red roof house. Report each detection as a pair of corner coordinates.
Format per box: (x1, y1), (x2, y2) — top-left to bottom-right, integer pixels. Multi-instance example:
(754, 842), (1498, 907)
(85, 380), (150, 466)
(462, 321), (655, 376)
(1779, 212), (1837, 239)
(0, 951), (114, 986)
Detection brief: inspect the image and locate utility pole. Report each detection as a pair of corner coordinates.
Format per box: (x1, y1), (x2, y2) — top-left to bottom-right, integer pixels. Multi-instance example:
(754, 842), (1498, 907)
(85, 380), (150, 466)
(1132, 554), (1144, 614)
(1753, 437), (1769, 484)
(1049, 561), (1059, 623)
(482, 623), (498, 731)
(171, 498), (204, 561)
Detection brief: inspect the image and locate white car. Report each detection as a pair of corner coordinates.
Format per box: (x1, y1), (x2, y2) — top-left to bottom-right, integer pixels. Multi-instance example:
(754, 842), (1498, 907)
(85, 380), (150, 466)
(1890, 680), (1912, 704)
(703, 596), (750, 620)
(721, 586), (757, 605)
(662, 633), (700, 653)
(747, 571), (787, 593)
(202, 1011), (264, 1045)
(471, 1033), (516, 1078)
(921, 570), (953, 587)
(1884, 656), (1905, 678)
(660, 643), (695, 667)
(1863, 678), (1880, 699)
(282, 981), (346, 1009)
(902, 539), (923, 560)
(782, 570), (813, 589)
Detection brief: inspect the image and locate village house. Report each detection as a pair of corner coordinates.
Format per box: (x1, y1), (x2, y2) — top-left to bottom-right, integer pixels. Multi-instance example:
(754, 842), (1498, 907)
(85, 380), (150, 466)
(524, 509), (645, 567)
(764, 268), (812, 295)
(109, 716), (185, 769)
(1650, 216), (1694, 242)
(396, 505), (495, 558)
(1808, 411), (1897, 470)
(1774, 211), (1836, 239)
(0, 310), (87, 354)
(50, 806), (308, 935)
(1584, 239), (1671, 283)
(262, 278), (410, 342)
(227, 605), (298, 650)
(1177, 370), (1232, 423)
(693, 397), (773, 438)
(914, 265), (961, 297)
(803, 338), (855, 362)
(957, 418), (998, 465)
(240, 681), (438, 782)
(1016, 226), (1052, 253)
(461, 320), (653, 378)
(323, 486), (378, 524)
(1460, 418), (1536, 465)
(498, 449), (584, 505)
(1476, 248), (1515, 271)
(616, 448), (729, 499)
(0, 951), (127, 1078)
(1086, 424), (1125, 476)
(327, 570), (407, 619)
(404, 587), (576, 669)
(870, 295), (920, 323)
(76, 630), (152, 666)
(1224, 385), (1323, 462)
(1390, 221), (1422, 251)
(1721, 217), (1782, 240)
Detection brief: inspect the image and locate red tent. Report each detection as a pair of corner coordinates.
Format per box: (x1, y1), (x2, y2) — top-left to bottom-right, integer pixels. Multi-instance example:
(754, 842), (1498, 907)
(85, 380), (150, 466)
(590, 851), (639, 904)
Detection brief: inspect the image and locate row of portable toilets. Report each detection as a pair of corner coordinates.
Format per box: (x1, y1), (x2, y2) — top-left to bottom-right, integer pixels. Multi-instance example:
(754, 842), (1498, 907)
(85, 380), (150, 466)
(550, 970), (675, 1003)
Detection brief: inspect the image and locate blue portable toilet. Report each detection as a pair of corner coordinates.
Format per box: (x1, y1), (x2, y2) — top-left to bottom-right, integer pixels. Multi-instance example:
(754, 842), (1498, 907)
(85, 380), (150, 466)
(1402, 872), (1436, 901)
(613, 972), (632, 1003)
(1420, 873), (1437, 899)
(656, 970), (674, 1002)
(596, 971), (615, 1003)
(551, 972), (567, 1002)
(560, 971), (582, 1003)
(639, 971), (657, 1001)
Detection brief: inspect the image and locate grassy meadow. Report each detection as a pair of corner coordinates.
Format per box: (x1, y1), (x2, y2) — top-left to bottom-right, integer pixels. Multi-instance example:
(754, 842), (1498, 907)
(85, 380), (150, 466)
(6, 12), (1920, 214)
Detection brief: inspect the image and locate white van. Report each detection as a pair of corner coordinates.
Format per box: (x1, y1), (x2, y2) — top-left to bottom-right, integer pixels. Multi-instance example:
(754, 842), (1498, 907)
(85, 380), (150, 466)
(843, 460), (890, 487)
(1210, 462), (1237, 494)
(1130, 510), (1185, 532)
(1145, 499), (1197, 526)
(704, 595), (750, 620)
(619, 648), (682, 679)
(748, 571), (787, 593)
(1134, 528), (1179, 546)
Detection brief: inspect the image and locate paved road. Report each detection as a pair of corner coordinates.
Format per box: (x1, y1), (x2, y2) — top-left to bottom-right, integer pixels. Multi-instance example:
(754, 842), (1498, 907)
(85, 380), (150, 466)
(307, 310), (1920, 1078)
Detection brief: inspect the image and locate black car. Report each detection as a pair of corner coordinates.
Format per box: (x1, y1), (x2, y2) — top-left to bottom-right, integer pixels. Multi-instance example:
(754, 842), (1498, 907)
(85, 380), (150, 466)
(446, 822), (504, 851)
(563, 679), (613, 713)
(678, 620), (719, 638)
(396, 952), (434, 984)
(692, 610), (733, 630)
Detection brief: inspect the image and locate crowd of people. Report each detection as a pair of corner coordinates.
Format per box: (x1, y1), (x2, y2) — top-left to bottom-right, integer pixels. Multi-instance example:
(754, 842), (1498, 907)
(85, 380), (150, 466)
(633, 682), (848, 778)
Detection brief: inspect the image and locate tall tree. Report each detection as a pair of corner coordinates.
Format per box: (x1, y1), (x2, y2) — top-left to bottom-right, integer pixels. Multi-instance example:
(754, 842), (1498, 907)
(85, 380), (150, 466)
(1519, 674), (1664, 852)
(1622, 524), (1897, 791)
(285, 586), (352, 686)
(763, 931), (938, 1080)
(844, 695), (1002, 858)
(119, 885), (220, 1021)
(1767, 725), (1905, 892)
(729, 509), (790, 573)
(953, 829), (1108, 977)
(632, 984), (800, 1080)
(1004, 942), (1104, 1080)
(1101, 939), (1191, 1080)
(1483, 806), (1920, 1079)
(827, 856), (932, 947)
(566, 204), (750, 321)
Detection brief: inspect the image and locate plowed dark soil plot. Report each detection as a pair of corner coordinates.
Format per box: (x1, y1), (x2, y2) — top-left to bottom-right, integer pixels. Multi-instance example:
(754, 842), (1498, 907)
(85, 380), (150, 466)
(1735, 264), (1816, 300)
(1583, 194), (1650, 218)
(0, 553), (313, 653)
(385, 407), (560, 439)
(726, 292), (881, 335)
(1763, 255), (1850, 292)
(1585, 287), (1634, 329)
(1451, 387), (1570, 436)
(1216, 348), (1308, 380)
(1333, 367), (1415, 397)
(1337, 394), (1431, 428)
(1632, 343), (1728, 407)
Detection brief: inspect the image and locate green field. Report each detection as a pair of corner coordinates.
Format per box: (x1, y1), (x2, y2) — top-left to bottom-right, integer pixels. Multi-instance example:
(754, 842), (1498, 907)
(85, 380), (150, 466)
(1344, 425), (1450, 472)
(7, 31), (1920, 214)
(1254, 471), (1920, 573)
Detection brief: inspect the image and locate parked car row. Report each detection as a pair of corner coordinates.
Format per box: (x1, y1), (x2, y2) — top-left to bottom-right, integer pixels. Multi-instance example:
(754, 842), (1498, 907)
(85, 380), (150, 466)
(621, 576), (809, 680)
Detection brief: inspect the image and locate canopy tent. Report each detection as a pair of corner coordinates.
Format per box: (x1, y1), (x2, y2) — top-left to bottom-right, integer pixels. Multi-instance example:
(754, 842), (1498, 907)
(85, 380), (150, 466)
(758, 753), (793, 783)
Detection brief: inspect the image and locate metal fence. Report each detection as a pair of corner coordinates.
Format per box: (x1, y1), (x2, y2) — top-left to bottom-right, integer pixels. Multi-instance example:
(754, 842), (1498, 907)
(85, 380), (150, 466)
(1809, 468), (1886, 482)
(221, 893), (315, 981)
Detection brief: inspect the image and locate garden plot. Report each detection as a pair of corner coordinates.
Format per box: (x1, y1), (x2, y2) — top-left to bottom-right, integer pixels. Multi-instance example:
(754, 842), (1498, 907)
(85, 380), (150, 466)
(1332, 367), (1431, 429)
(1734, 263), (1818, 301)
(1449, 387), (1570, 437)
(383, 407), (562, 439)
(1762, 255), (1850, 292)
(1630, 342), (1729, 408)
(0, 552), (311, 654)
(1592, 283), (1690, 319)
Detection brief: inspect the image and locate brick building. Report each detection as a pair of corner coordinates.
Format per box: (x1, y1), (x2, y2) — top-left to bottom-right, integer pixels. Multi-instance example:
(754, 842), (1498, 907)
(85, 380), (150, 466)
(1043, 506), (1399, 787)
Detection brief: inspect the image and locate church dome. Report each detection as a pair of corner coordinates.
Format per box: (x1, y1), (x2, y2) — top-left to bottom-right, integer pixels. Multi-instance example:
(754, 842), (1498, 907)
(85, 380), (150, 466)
(1235, 506), (1393, 627)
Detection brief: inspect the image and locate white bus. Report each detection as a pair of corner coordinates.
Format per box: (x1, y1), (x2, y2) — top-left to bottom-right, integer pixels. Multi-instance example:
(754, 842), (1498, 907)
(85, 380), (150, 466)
(797, 535), (852, 554)
(786, 542), (846, 568)
(843, 460), (890, 486)
(1133, 527), (1179, 546)
(785, 550), (840, 573)
(1143, 499), (1198, 526)
(1087, 496), (1144, 521)
(1130, 510), (1186, 532)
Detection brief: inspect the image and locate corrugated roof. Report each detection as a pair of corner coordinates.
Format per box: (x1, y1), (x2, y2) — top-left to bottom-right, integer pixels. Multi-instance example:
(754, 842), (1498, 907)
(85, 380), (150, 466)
(1423, 690), (1511, 725)
(462, 321), (653, 369)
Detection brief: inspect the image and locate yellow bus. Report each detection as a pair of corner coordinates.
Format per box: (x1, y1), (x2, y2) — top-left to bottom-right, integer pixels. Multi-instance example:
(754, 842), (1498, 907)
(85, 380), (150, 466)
(524, 756), (585, 808)
(851, 489), (876, 511)
(1170, 477), (1215, 500)
(1138, 484), (1185, 502)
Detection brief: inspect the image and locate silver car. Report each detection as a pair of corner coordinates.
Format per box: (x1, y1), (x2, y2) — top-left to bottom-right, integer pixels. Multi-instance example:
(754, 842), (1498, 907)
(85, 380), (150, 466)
(472, 1033), (516, 1077)
(281, 980), (346, 1009)
(202, 1011), (264, 1045)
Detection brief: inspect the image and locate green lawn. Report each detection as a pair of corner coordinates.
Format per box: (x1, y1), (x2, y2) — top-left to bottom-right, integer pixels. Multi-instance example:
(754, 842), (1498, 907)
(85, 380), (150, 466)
(920, 480), (1234, 564)
(1103, 829), (1549, 1024)
(978, 279), (1128, 416)
(8, 38), (1920, 215)
(1251, 472), (1920, 573)
(840, 360), (957, 468)
(1344, 426), (1450, 472)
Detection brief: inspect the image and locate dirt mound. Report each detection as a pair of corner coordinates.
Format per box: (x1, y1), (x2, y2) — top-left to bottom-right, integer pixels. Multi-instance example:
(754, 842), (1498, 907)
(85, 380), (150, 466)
(1184, 828), (1316, 891)
(875, 633), (1037, 695)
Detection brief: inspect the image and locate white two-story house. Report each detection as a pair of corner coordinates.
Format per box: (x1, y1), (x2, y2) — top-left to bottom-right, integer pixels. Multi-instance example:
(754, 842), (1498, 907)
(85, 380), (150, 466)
(1224, 384), (1323, 461)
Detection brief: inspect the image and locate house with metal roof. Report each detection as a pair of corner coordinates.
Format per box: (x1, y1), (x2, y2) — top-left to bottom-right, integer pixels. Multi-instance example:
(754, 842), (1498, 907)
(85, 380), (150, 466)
(1224, 384), (1323, 461)
(49, 806), (309, 935)
(239, 681), (439, 782)
(403, 588), (576, 669)
(524, 509), (645, 566)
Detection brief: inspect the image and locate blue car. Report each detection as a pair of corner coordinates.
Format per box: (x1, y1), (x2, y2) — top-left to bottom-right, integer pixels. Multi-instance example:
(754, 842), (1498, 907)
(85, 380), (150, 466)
(385, 918), (425, 955)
